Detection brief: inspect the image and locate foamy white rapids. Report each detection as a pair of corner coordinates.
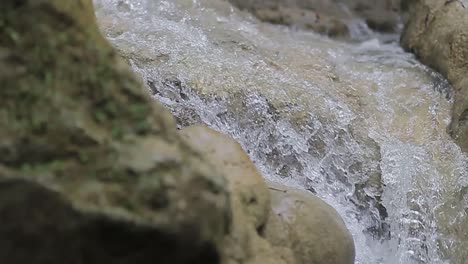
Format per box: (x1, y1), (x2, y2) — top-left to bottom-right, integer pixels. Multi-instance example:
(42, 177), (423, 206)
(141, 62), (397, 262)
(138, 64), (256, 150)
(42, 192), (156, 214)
(93, 1), (468, 263)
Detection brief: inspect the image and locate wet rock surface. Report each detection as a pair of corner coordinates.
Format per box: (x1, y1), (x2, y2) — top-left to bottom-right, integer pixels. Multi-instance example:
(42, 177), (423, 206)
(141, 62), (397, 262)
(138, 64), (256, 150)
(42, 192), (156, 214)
(401, 0), (468, 261)
(94, 0), (468, 261)
(180, 125), (355, 264)
(3, 0), (466, 263)
(401, 0), (468, 153)
(266, 181), (355, 264)
(228, 0), (401, 38)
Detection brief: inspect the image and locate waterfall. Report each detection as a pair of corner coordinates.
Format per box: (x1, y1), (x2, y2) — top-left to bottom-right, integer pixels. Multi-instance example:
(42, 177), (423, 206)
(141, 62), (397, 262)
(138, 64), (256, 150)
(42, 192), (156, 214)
(94, 0), (468, 263)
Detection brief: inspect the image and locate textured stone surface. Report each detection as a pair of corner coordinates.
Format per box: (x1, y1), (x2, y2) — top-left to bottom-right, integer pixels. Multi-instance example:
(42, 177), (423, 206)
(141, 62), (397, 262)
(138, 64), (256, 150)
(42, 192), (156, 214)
(180, 125), (281, 264)
(180, 125), (355, 264)
(401, 2), (468, 261)
(0, 1), (230, 263)
(265, 181), (355, 264)
(401, 0), (468, 152)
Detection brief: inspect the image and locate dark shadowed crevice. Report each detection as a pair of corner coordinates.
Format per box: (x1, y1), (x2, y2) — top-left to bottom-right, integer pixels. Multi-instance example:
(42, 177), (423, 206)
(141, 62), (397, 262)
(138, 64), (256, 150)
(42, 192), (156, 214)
(0, 179), (220, 264)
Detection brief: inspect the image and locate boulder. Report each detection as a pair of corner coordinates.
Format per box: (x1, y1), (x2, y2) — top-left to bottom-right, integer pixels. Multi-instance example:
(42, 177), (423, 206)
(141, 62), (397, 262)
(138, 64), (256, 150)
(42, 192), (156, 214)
(401, 0), (468, 152)
(179, 125), (355, 264)
(179, 125), (282, 264)
(265, 181), (355, 264)
(179, 125), (270, 230)
(0, 1), (230, 263)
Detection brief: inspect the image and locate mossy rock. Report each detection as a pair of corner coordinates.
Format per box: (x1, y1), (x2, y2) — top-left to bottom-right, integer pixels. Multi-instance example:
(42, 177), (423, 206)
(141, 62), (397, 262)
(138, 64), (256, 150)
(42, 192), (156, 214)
(0, 1), (230, 263)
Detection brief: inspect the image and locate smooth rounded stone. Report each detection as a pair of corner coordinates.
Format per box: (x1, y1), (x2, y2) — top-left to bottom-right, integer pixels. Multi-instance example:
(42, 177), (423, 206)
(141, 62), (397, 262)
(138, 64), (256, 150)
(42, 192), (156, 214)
(179, 125), (285, 264)
(180, 125), (355, 264)
(265, 181), (355, 264)
(179, 125), (271, 229)
(0, 1), (230, 263)
(401, 0), (468, 152)
(227, 0), (400, 37)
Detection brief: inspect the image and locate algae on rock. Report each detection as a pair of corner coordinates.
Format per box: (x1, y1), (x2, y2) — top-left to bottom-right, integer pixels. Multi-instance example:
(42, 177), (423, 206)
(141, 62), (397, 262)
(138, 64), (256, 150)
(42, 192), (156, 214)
(0, 1), (230, 263)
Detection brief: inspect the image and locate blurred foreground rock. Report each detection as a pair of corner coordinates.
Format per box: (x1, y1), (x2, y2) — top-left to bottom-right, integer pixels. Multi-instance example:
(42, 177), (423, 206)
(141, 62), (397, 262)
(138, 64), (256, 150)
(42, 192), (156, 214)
(0, 1), (230, 263)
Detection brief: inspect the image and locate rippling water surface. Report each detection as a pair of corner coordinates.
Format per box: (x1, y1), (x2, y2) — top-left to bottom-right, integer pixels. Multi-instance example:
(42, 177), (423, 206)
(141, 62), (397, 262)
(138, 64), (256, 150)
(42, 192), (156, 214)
(94, 1), (468, 263)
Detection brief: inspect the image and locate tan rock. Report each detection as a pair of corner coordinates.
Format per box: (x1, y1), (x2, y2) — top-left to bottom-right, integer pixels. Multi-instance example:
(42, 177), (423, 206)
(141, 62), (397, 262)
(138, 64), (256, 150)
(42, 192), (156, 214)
(179, 124), (270, 229)
(179, 125), (278, 263)
(401, 2), (468, 262)
(265, 181), (355, 264)
(0, 1), (230, 263)
(401, 0), (468, 152)
(180, 125), (355, 264)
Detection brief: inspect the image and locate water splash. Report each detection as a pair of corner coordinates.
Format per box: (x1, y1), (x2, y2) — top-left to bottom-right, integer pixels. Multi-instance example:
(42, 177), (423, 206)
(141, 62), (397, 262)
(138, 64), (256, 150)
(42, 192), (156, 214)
(94, 1), (468, 263)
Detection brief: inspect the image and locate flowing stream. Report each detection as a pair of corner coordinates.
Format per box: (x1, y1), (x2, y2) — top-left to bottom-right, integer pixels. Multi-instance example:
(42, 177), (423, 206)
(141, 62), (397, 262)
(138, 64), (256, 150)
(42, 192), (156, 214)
(93, 1), (468, 263)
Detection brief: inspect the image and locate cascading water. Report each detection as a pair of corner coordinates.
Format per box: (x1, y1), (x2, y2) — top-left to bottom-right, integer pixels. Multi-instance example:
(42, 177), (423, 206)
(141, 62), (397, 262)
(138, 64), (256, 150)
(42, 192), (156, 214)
(93, 0), (468, 263)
